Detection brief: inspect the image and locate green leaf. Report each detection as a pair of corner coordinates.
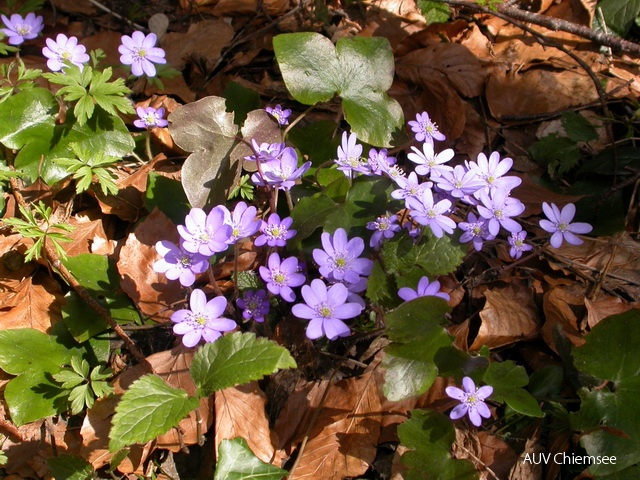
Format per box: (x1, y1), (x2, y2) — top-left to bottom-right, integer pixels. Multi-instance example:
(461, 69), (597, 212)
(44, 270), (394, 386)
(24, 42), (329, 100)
(14, 106), (134, 185)
(385, 296), (450, 344)
(62, 254), (140, 342)
(561, 111), (598, 143)
(190, 332), (296, 397)
(289, 120), (340, 170)
(214, 438), (289, 480)
(398, 409), (478, 480)
(48, 454), (94, 480)
(417, 0), (451, 24)
(168, 96), (239, 208)
(223, 81), (261, 126)
(290, 192), (338, 240)
(529, 134), (581, 177)
(273, 33), (403, 146)
(383, 331), (452, 402)
(570, 310), (640, 475)
(597, 0), (640, 36)
(109, 374), (199, 452)
(365, 259), (396, 307)
(573, 309), (640, 384)
(144, 173), (191, 225)
(483, 361), (543, 417)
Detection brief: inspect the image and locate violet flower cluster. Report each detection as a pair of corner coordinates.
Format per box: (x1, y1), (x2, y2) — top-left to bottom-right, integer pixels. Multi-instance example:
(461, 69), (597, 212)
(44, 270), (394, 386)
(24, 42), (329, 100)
(1, 13), (43, 45)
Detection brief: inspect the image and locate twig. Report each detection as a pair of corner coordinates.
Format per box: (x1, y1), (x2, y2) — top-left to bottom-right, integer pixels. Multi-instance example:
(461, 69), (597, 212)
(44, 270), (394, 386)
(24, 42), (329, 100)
(86, 0), (147, 32)
(434, 0), (640, 55)
(8, 178), (152, 372)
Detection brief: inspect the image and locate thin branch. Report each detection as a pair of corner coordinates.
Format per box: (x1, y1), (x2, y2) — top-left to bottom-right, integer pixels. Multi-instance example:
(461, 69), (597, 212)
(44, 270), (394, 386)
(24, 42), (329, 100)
(435, 0), (640, 56)
(86, 0), (147, 32)
(8, 178), (152, 373)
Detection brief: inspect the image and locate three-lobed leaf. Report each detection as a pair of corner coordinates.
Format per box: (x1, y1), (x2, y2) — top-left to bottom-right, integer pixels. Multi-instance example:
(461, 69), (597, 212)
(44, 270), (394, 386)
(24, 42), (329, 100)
(109, 374), (199, 452)
(273, 32), (404, 146)
(190, 332), (296, 397)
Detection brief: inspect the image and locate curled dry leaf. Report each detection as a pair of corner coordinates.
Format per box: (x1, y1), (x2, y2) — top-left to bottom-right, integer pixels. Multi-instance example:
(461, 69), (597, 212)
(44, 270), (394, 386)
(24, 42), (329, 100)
(215, 382), (277, 465)
(163, 19), (234, 72)
(470, 282), (541, 350)
(585, 296), (640, 329)
(541, 285), (586, 351)
(117, 208), (185, 322)
(63, 209), (114, 257)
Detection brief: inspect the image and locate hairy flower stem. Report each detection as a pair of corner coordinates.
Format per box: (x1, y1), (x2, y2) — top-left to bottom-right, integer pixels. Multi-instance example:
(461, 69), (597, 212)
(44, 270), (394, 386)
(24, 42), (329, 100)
(285, 189), (294, 212)
(233, 242), (239, 300)
(145, 130), (153, 161)
(281, 104), (315, 141)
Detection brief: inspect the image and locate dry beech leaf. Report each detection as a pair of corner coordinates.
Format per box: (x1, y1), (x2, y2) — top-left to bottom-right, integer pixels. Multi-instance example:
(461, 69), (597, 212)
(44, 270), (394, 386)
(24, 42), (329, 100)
(215, 382), (277, 464)
(541, 285), (586, 351)
(509, 433), (544, 480)
(286, 367), (382, 479)
(117, 208), (185, 322)
(487, 68), (598, 120)
(214, 0), (290, 16)
(477, 431), (520, 479)
(163, 19), (234, 72)
(585, 296), (640, 329)
(470, 282), (540, 350)
(0, 272), (63, 333)
(63, 210), (113, 257)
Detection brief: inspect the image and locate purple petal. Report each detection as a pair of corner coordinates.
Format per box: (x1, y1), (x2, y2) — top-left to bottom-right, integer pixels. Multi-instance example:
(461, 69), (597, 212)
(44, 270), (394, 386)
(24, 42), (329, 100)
(476, 401), (492, 419)
(173, 322), (194, 335)
(468, 408), (482, 427)
(446, 386), (466, 401)
(476, 385), (493, 399)
(449, 404), (468, 420)
(306, 319), (324, 340)
(189, 289), (207, 312)
(332, 303), (362, 320)
(462, 377), (476, 393)
(323, 319), (350, 340)
(181, 329), (202, 348)
(292, 303), (316, 320)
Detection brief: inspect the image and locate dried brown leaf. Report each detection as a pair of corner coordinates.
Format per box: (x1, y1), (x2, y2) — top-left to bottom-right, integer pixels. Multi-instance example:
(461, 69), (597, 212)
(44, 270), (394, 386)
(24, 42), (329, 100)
(470, 281), (540, 350)
(541, 285), (586, 351)
(287, 368), (382, 480)
(585, 296), (640, 329)
(63, 209), (113, 257)
(163, 19), (234, 72)
(215, 382), (277, 464)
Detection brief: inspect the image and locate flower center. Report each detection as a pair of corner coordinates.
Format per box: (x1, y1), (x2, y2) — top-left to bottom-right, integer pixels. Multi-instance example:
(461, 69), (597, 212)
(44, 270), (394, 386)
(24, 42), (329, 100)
(266, 224), (286, 239)
(472, 224), (482, 235)
(317, 304), (333, 318)
(427, 209), (437, 218)
(494, 209), (503, 219)
(465, 394), (478, 406)
(334, 256), (347, 268)
(272, 270), (287, 286)
(487, 175), (495, 184)
(61, 50), (72, 60)
(194, 314), (208, 326)
(558, 222), (568, 232)
(179, 255), (192, 267)
(144, 114), (156, 125)
(16, 24), (32, 36)
(136, 47), (148, 59)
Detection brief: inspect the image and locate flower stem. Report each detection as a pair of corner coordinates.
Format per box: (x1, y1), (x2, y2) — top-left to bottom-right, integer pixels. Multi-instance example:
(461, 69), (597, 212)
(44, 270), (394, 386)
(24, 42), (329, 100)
(145, 130), (153, 161)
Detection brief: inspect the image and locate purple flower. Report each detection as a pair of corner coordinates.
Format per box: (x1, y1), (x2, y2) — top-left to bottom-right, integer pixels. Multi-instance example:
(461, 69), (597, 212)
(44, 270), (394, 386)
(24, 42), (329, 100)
(252, 147), (311, 190)
(153, 240), (209, 287)
(244, 140), (286, 163)
(366, 214), (401, 250)
(458, 212), (494, 251)
(42, 34), (89, 71)
(433, 165), (483, 199)
(254, 213), (296, 247)
(236, 289), (270, 323)
(508, 230), (533, 259)
(539, 202), (593, 248)
(265, 104), (292, 125)
(408, 111), (446, 144)
(313, 228), (373, 284)
(446, 377), (493, 427)
(133, 106), (168, 129)
(476, 190), (525, 236)
(335, 132), (368, 177)
(178, 206), (232, 257)
(398, 276), (450, 302)
(367, 148), (396, 175)
(1, 13), (43, 45)
(467, 152), (522, 197)
(259, 253), (306, 302)
(391, 172), (430, 200)
(406, 188), (456, 238)
(224, 201), (261, 244)
(292, 279), (363, 340)
(119, 31), (166, 77)
(407, 143), (454, 178)
(171, 289), (236, 347)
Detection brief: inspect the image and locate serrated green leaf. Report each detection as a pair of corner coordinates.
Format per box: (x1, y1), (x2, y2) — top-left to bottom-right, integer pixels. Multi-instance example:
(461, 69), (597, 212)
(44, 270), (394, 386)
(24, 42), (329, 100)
(53, 370), (85, 389)
(169, 96), (239, 208)
(48, 454), (94, 480)
(190, 332), (296, 396)
(109, 374), (199, 452)
(273, 33), (403, 146)
(214, 438), (289, 480)
(14, 106), (134, 185)
(69, 384), (92, 414)
(398, 409), (478, 480)
(561, 111), (598, 143)
(417, 0), (451, 24)
(365, 259), (396, 307)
